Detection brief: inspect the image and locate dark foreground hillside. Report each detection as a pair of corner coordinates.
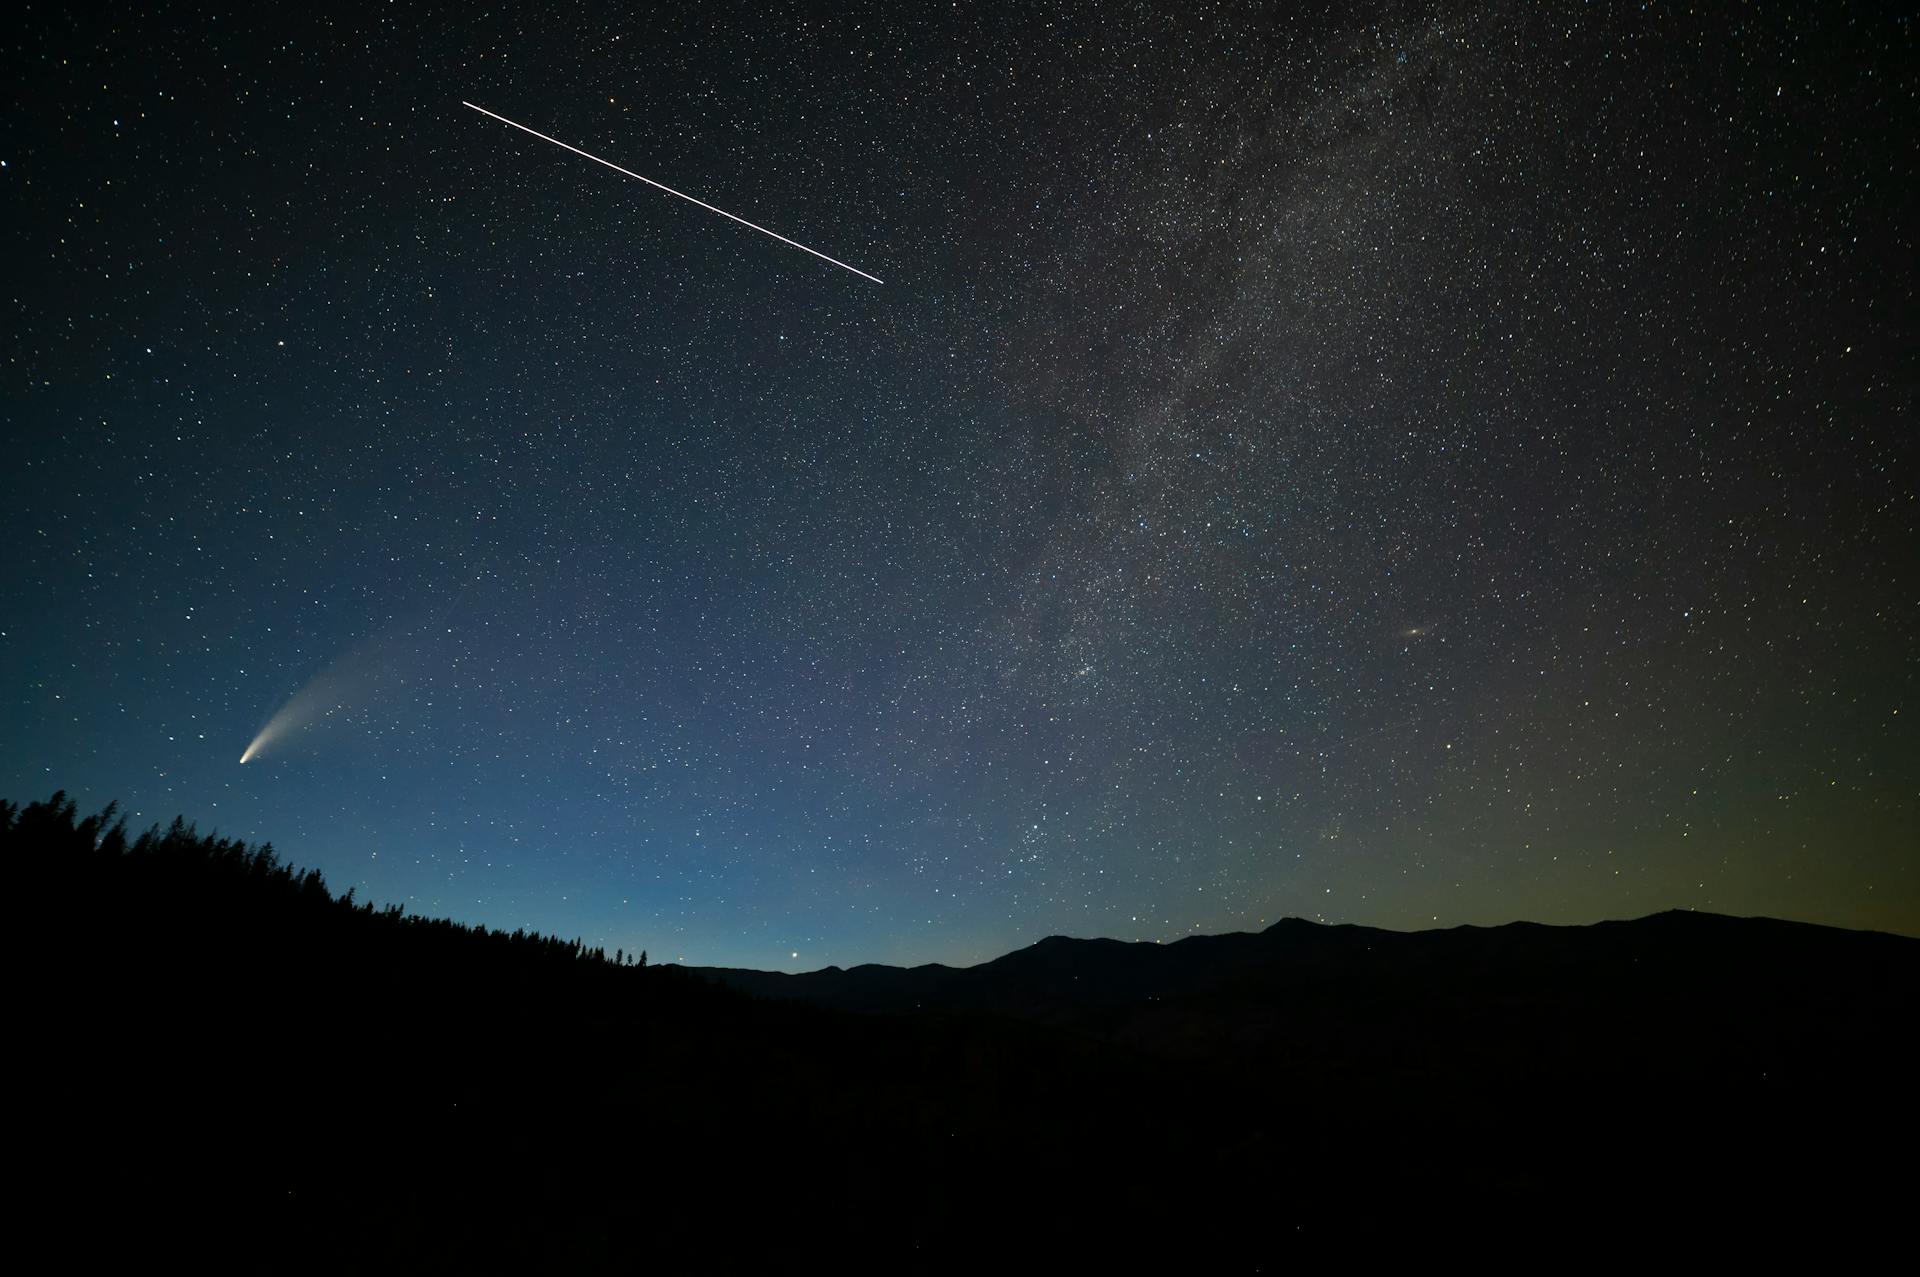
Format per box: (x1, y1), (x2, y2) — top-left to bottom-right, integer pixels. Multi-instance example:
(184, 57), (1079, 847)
(11, 792), (1916, 1264)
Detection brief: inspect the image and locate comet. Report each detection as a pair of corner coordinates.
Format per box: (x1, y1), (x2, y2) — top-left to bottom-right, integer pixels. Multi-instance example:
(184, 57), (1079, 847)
(239, 615), (437, 764)
(238, 630), (394, 765)
(461, 100), (883, 285)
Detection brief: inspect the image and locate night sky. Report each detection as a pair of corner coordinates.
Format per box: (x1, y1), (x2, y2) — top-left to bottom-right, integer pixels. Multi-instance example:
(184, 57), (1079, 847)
(5, 2), (1913, 968)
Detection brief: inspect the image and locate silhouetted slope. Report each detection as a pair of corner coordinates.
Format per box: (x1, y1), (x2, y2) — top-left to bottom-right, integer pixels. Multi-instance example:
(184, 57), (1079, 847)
(11, 791), (1916, 1262)
(9, 792), (1187, 1260)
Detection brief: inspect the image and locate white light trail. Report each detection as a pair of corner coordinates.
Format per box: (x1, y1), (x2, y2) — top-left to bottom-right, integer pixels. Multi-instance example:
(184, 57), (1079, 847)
(461, 100), (883, 285)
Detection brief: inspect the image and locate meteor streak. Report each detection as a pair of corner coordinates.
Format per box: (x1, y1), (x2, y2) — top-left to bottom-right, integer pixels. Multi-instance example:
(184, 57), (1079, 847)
(461, 100), (883, 285)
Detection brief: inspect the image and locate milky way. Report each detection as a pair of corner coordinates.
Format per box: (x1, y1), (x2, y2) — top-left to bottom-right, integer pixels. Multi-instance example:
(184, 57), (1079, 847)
(2, 2), (1912, 967)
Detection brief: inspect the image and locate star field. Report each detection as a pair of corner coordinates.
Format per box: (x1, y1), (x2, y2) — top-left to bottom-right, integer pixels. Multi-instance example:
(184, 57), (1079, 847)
(3, 1), (1913, 967)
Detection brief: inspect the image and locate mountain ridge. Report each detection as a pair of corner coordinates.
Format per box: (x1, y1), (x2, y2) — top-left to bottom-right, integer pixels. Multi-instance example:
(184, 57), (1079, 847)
(687, 909), (1919, 1067)
(698, 907), (1902, 982)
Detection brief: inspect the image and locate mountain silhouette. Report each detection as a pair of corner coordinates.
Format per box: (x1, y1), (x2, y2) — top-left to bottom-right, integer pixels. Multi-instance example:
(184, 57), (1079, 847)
(694, 912), (1915, 1082)
(10, 790), (1914, 1262)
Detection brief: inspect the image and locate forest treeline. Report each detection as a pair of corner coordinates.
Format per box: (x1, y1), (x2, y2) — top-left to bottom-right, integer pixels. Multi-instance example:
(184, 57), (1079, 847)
(10, 789), (1191, 1260)
(4, 790), (656, 974)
